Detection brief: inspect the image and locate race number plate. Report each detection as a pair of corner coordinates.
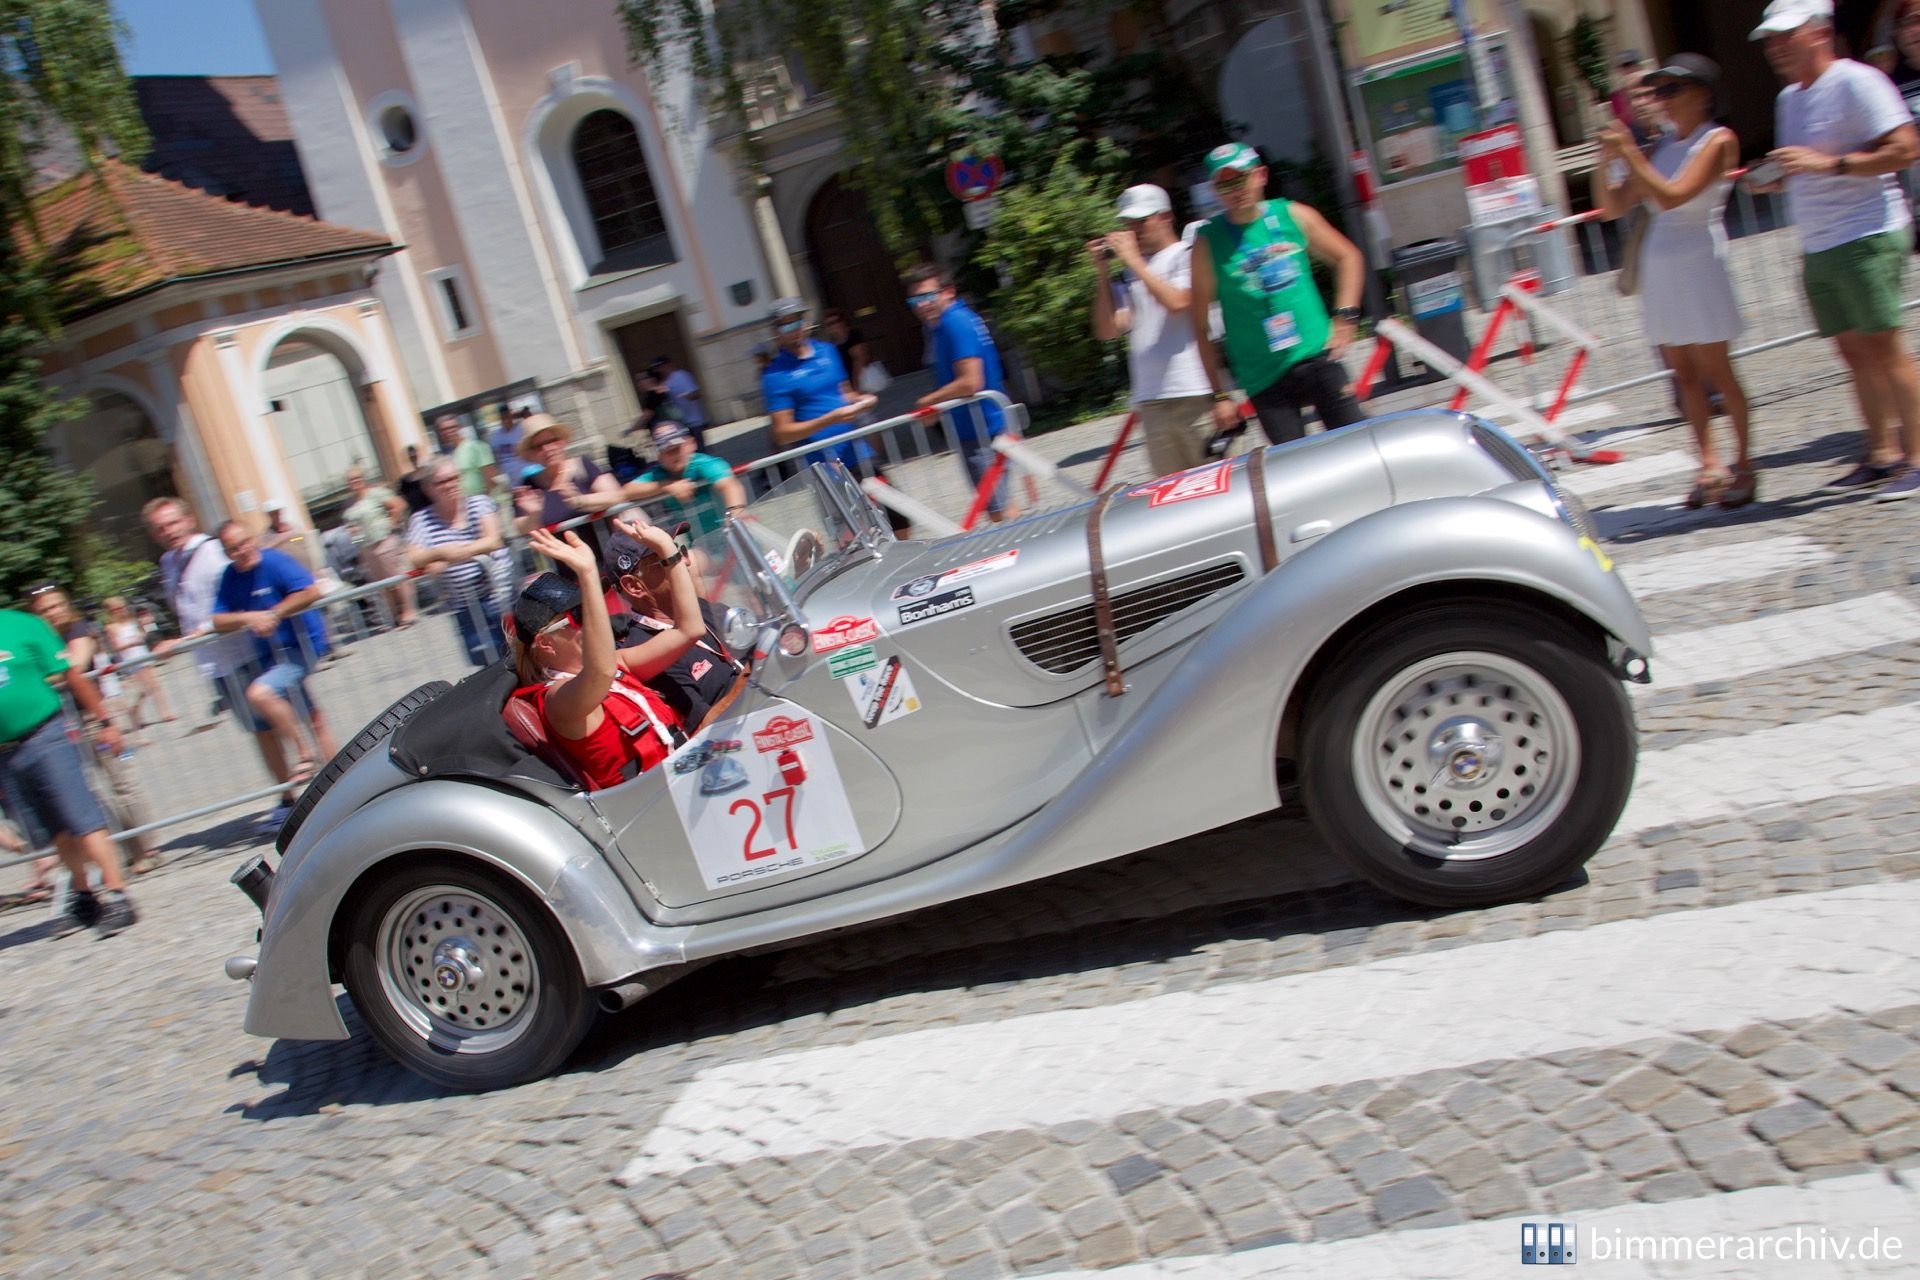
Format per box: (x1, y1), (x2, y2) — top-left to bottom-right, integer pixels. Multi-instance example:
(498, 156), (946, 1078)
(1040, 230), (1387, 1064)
(667, 709), (866, 890)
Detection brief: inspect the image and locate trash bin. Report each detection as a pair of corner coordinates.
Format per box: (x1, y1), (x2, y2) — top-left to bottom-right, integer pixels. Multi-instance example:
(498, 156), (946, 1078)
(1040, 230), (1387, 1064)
(1462, 209), (1576, 310)
(1392, 239), (1472, 369)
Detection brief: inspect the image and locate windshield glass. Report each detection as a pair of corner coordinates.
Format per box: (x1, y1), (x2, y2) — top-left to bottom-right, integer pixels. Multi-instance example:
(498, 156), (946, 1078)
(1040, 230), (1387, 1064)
(693, 464), (864, 616)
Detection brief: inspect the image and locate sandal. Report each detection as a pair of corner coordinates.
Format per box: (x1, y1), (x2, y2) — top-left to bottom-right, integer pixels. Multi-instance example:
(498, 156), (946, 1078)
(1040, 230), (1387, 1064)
(1719, 464), (1759, 509)
(1684, 469), (1731, 510)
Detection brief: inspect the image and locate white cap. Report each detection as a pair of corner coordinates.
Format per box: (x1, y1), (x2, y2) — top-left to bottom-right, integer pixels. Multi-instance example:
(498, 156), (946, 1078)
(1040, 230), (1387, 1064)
(1750, 0), (1832, 39)
(1116, 184), (1172, 220)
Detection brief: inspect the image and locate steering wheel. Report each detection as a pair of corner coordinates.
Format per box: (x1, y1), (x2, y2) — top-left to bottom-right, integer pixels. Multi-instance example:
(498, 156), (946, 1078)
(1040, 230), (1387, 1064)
(784, 528), (828, 579)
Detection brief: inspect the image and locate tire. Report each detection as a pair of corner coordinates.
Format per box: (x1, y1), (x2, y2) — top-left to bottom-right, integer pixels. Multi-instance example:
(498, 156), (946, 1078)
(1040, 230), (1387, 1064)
(274, 681), (452, 853)
(340, 856), (595, 1091)
(1300, 604), (1635, 909)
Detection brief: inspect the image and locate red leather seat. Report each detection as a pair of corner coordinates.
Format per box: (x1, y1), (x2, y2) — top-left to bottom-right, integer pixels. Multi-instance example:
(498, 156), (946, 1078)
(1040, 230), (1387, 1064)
(502, 695), (591, 789)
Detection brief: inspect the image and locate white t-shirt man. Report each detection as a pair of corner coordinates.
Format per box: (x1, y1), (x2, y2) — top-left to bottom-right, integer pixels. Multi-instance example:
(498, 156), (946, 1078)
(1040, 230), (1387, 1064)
(160, 532), (247, 676)
(1121, 240), (1211, 404)
(1776, 58), (1914, 254)
(663, 368), (708, 428)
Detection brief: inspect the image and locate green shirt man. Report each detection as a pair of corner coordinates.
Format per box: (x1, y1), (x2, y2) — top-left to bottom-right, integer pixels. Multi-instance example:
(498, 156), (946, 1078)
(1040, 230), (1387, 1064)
(0, 608), (66, 743)
(1192, 142), (1368, 449)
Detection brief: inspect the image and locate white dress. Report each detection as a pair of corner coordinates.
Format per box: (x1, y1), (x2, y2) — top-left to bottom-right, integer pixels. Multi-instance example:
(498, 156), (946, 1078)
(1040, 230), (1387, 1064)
(1638, 125), (1745, 347)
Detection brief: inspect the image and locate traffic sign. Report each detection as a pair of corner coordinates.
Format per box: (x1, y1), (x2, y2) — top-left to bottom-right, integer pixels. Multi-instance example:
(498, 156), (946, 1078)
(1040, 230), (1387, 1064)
(946, 155), (1004, 202)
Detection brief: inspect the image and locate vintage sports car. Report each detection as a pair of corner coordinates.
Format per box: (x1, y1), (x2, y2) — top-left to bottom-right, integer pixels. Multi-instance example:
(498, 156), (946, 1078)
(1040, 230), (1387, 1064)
(227, 411), (1650, 1090)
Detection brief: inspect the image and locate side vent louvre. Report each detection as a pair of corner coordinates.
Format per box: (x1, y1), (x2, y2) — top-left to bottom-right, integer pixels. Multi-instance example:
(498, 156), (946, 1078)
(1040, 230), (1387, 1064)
(1010, 561), (1246, 674)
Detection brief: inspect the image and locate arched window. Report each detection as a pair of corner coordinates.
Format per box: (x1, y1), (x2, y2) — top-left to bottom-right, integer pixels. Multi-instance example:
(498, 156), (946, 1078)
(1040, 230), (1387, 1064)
(571, 109), (673, 274)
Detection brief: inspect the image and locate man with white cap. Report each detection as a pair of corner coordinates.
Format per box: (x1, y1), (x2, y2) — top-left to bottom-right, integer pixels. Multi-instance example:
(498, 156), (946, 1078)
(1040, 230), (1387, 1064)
(1089, 184), (1215, 476)
(1757, 0), (1920, 499)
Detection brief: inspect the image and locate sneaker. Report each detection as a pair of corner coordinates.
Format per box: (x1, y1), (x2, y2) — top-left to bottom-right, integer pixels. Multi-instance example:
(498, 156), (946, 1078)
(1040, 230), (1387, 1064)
(258, 802), (294, 834)
(1875, 467), (1920, 501)
(93, 890), (137, 936)
(1826, 460), (1903, 490)
(64, 889), (99, 929)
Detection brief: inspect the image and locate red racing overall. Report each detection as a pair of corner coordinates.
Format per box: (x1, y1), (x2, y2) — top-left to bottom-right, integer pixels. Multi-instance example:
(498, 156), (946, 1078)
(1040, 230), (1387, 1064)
(517, 668), (684, 790)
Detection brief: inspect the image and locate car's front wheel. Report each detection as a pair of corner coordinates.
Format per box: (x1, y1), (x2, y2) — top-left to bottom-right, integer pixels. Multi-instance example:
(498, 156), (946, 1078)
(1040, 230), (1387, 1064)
(340, 857), (594, 1090)
(1300, 604), (1635, 909)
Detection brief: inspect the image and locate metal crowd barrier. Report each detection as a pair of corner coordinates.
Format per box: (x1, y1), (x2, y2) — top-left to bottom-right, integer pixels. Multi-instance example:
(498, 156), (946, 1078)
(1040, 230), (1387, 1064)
(2, 392), (1052, 875)
(1480, 173), (1920, 413)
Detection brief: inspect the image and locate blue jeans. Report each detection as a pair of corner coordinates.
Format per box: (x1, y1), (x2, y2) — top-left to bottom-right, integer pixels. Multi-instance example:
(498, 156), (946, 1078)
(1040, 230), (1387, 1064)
(0, 714), (109, 845)
(961, 437), (1010, 514)
(453, 594), (505, 668)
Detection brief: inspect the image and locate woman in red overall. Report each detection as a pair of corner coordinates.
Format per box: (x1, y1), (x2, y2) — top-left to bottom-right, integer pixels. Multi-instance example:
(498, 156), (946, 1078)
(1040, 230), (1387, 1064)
(507, 526), (699, 789)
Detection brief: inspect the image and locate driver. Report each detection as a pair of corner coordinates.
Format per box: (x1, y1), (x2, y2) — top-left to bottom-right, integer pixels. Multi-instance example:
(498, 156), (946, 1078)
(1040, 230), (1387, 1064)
(606, 525), (740, 728)
(505, 527), (695, 789)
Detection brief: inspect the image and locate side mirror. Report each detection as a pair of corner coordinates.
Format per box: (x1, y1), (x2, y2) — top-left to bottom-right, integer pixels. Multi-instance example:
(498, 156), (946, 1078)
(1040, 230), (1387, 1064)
(722, 605), (761, 654)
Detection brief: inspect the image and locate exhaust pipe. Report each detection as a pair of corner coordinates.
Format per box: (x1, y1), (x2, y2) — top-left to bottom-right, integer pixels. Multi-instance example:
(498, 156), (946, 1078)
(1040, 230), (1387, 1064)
(596, 959), (712, 1012)
(231, 855), (274, 914)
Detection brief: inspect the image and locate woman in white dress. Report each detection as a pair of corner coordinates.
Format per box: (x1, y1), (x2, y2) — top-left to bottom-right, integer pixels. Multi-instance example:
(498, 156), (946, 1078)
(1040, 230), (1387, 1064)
(1598, 54), (1757, 508)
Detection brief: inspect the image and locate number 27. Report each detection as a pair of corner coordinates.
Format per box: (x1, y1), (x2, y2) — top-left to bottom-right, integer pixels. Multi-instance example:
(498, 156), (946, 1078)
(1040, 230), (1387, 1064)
(730, 787), (797, 861)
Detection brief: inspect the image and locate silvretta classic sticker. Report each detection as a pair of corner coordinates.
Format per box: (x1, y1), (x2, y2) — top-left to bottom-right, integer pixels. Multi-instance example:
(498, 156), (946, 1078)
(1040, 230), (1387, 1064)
(812, 615), (880, 653)
(826, 643), (878, 680)
(843, 656), (921, 728)
(889, 548), (1019, 601)
(897, 586), (975, 627)
(1130, 459), (1234, 507)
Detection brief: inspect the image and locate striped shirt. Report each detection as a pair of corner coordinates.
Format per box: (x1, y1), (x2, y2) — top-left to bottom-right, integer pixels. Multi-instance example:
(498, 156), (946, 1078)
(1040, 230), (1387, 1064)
(406, 495), (497, 601)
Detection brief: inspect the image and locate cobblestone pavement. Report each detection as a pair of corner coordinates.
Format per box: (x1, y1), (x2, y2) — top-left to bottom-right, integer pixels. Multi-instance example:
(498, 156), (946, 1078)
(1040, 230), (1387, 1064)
(5, 325), (1920, 1279)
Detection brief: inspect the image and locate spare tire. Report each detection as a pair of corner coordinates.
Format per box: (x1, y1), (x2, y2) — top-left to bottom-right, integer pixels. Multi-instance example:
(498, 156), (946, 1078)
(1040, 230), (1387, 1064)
(274, 682), (452, 853)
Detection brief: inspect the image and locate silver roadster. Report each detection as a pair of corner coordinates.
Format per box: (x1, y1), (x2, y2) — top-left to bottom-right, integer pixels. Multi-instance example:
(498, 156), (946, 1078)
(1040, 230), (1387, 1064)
(228, 411), (1650, 1090)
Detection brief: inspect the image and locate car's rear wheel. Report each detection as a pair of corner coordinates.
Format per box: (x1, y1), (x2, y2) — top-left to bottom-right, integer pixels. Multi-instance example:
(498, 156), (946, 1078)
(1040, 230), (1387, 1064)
(1300, 605), (1635, 909)
(340, 857), (594, 1090)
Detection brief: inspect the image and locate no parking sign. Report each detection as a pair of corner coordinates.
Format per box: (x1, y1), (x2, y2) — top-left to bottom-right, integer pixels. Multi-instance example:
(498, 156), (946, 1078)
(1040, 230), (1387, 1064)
(946, 155), (1004, 202)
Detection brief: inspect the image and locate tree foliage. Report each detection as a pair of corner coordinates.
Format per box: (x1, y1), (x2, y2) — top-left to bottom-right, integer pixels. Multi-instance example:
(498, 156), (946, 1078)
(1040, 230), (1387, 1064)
(616, 0), (1223, 258)
(0, 1), (147, 601)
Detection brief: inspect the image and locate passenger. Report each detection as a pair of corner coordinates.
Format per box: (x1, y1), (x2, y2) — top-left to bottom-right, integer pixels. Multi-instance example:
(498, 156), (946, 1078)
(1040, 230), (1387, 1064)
(505, 528), (694, 790)
(605, 525), (740, 728)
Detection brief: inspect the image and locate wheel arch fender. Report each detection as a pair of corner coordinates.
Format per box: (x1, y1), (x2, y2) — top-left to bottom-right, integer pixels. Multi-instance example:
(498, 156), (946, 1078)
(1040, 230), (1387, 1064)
(244, 782), (677, 1042)
(1262, 498), (1649, 761)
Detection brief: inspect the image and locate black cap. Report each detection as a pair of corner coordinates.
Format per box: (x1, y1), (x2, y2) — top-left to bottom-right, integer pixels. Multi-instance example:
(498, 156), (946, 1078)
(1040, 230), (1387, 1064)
(1646, 53), (1720, 90)
(606, 529), (656, 576)
(512, 572), (581, 644)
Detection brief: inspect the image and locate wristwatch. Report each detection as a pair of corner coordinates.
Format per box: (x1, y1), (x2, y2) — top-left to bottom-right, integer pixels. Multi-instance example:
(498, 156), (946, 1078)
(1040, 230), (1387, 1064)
(1332, 306), (1363, 322)
(1835, 155), (1850, 176)
(660, 548), (686, 570)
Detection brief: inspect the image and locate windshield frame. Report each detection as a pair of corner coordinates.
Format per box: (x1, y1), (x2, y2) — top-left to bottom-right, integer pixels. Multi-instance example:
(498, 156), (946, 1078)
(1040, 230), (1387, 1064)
(712, 462), (877, 629)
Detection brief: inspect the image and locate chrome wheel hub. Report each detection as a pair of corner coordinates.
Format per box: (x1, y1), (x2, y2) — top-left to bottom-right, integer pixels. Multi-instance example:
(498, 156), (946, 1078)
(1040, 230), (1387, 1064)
(375, 886), (540, 1051)
(1351, 652), (1580, 861)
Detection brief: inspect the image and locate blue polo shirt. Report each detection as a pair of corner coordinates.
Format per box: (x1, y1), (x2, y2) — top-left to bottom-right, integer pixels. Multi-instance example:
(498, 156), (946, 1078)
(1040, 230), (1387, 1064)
(929, 299), (1006, 444)
(761, 341), (872, 470)
(216, 547), (330, 667)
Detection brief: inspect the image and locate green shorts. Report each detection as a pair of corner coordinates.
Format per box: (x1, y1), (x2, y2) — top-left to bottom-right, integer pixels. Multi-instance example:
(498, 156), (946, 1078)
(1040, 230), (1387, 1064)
(1803, 227), (1911, 338)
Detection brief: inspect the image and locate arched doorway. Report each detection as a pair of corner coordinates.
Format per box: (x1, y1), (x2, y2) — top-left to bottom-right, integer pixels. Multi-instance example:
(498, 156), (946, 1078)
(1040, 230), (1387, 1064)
(803, 176), (923, 376)
(48, 391), (178, 560)
(261, 335), (385, 512)
(1219, 10), (1324, 170)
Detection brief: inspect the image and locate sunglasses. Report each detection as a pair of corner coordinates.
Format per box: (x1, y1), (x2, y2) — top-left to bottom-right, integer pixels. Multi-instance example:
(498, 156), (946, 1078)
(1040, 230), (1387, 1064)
(774, 318), (806, 333)
(906, 290), (941, 307)
(1651, 81), (1694, 98)
(1213, 169), (1253, 189)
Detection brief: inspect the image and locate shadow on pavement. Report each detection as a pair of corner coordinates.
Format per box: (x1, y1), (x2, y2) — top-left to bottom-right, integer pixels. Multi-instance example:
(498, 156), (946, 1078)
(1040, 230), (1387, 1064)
(224, 811), (1591, 1106)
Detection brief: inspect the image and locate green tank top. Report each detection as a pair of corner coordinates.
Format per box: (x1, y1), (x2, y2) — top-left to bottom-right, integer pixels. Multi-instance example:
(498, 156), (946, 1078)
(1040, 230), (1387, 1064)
(1200, 199), (1331, 396)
